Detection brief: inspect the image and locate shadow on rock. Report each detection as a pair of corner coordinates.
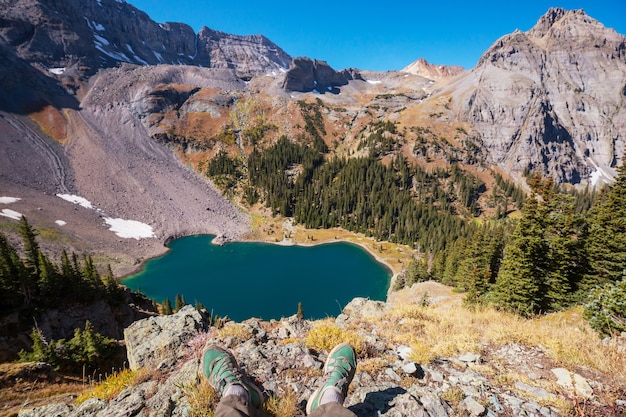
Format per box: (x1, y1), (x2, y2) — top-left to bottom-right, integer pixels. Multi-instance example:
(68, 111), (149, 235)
(348, 386), (408, 416)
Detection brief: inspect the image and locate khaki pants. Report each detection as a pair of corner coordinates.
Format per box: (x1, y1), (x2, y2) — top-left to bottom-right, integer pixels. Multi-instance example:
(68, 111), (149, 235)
(215, 395), (357, 417)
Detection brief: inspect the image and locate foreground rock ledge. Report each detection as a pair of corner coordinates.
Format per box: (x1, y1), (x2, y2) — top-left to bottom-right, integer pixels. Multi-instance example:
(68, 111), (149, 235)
(19, 300), (604, 417)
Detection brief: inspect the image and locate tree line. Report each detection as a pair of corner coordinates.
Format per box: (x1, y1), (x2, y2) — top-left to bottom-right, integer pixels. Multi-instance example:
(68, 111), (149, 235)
(204, 110), (626, 336)
(0, 217), (124, 313)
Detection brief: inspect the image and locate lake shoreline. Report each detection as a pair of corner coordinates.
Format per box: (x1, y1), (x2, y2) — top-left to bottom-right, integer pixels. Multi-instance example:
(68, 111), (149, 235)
(122, 234), (391, 321)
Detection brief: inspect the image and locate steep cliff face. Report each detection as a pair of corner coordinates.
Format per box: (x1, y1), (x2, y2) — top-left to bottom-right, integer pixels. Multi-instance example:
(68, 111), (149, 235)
(281, 57), (363, 93)
(0, 0), (291, 75)
(449, 8), (626, 185)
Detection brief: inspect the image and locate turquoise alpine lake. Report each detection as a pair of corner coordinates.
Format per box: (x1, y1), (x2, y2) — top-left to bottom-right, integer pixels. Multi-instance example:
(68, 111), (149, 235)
(122, 235), (392, 321)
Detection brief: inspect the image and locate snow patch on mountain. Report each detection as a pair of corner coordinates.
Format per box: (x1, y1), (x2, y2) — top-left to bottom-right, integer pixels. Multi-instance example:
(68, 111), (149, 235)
(0, 197), (21, 204)
(0, 209), (22, 220)
(103, 217), (154, 239)
(57, 194), (95, 209)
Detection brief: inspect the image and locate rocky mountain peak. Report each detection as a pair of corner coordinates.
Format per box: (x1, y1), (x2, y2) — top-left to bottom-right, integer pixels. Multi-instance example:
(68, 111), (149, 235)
(402, 57), (465, 79)
(457, 7), (626, 185)
(281, 57), (363, 93)
(527, 7), (570, 37)
(0, 0), (292, 76)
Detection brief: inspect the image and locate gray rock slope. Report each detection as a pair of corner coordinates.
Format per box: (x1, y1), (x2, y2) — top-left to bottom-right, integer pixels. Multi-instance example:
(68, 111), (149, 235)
(445, 8), (626, 185)
(0, 0), (292, 76)
(18, 303), (607, 417)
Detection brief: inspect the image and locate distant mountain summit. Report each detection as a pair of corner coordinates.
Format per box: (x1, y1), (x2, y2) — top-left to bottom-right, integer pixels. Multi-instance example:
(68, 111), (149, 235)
(402, 58), (465, 79)
(446, 7), (626, 184)
(0, 0), (292, 76)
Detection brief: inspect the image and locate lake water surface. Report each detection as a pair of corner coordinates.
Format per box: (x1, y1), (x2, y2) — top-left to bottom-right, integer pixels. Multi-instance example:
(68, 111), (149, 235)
(122, 235), (391, 321)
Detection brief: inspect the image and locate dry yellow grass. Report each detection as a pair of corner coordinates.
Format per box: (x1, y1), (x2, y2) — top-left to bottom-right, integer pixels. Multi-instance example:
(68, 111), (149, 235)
(366, 283), (626, 383)
(215, 322), (254, 341)
(76, 368), (148, 404)
(263, 389), (299, 417)
(305, 319), (366, 355)
(183, 377), (219, 417)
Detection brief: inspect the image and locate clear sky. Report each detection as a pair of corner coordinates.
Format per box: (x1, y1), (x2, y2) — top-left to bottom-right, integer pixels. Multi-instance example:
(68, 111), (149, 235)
(127, 0), (626, 72)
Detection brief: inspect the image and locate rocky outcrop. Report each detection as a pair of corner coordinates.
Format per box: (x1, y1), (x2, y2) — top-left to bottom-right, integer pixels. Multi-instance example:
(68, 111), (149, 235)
(17, 297), (612, 417)
(449, 8), (626, 185)
(281, 57), (363, 93)
(124, 305), (208, 371)
(402, 58), (465, 79)
(0, 288), (157, 362)
(0, 0), (291, 75)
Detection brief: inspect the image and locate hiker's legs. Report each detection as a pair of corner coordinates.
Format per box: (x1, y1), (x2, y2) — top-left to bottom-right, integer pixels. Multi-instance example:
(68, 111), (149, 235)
(214, 394), (254, 417)
(306, 343), (357, 416)
(201, 345), (264, 417)
(308, 401), (357, 417)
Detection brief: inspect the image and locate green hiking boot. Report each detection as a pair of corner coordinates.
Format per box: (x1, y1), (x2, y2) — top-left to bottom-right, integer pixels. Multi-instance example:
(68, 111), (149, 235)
(306, 342), (357, 415)
(201, 344), (264, 409)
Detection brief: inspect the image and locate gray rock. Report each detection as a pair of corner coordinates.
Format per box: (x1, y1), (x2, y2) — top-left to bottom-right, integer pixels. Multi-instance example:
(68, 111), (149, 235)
(281, 57), (362, 93)
(96, 381), (157, 417)
(396, 345), (413, 360)
(302, 353), (322, 369)
(144, 359), (199, 416)
(18, 404), (72, 417)
(514, 381), (557, 400)
(458, 353), (481, 363)
(1, 0), (291, 76)
(401, 362), (419, 376)
(124, 305), (207, 371)
(460, 396), (486, 416)
(341, 297), (388, 320)
(385, 367), (402, 382)
(551, 368), (593, 398)
(452, 8), (626, 185)
(348, 384), (431, 417)
(70, 399), (107, 417)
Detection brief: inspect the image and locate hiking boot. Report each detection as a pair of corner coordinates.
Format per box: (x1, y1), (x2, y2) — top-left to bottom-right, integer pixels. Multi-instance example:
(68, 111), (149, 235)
(306, 342), (357, 414)
(201, 344), (263, 409)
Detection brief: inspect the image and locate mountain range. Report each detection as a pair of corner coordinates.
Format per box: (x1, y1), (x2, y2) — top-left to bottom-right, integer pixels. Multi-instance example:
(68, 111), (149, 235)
(0, 0), (625, 272)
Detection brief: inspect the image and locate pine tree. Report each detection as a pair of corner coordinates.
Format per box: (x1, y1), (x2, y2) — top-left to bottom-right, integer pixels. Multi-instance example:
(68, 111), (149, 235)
(174, 293), (186, 312)
(297, 302), (304, 320)
(584, 156), (626, 289)
(162, 298), (173, 315)
(456, 227), (494, 304)
(0, 232), (24, 308)
(490, 196), (548, 316)
(37, 251), (58, 297)
(18, 216), (40, 281)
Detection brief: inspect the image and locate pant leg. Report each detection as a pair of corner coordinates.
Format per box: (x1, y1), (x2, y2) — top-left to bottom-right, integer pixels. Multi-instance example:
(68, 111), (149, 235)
(214, 395), (254, 417)
(308, 402), (357, 417)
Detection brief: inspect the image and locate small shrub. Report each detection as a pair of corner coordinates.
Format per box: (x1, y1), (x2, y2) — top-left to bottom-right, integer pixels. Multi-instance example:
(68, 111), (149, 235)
(584, 279), (626, 336)
(305, 321), (365, 354)
(263, 389), (299, 417)
(76, 368), (146, 404)
(183, 377), (219, 417)
(216, 322), (253, 341)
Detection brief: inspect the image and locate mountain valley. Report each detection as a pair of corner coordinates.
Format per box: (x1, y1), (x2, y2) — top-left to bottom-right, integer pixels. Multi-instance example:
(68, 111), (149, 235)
(0, 1), (626, 415)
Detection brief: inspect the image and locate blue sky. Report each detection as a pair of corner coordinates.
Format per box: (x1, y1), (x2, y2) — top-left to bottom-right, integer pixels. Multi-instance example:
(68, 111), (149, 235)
(127, 0), (626, 72)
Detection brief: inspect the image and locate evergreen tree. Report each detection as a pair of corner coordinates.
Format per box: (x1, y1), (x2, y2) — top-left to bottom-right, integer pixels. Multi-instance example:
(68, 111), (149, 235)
(18, 216), (40, 281)
(542, 191), (588, 309)
(0, 232), (23, 308)
(297, 302), (304, 319)
(37, 251), (58, 297)
(490, 196), (548, 316)
(174, 293), (186, 312)
(456, 227), (494, 304)
(584, 156), (626, 288)
(162, 298), (173, 315)
(584, 278), (626, 336)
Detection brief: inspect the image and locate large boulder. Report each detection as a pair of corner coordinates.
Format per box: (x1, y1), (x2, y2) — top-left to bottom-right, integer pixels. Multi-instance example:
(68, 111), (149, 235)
(124, 305), (208, 371)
